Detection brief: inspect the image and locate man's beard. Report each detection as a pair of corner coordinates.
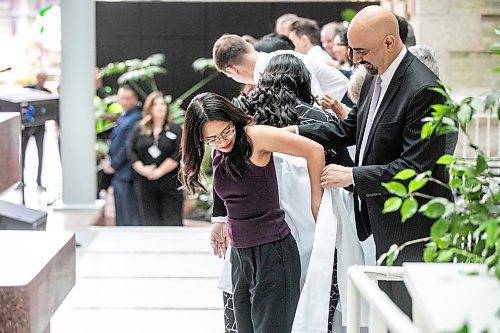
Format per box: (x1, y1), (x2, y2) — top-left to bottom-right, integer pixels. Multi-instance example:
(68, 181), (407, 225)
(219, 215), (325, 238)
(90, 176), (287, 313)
(360, 60), (378, 76)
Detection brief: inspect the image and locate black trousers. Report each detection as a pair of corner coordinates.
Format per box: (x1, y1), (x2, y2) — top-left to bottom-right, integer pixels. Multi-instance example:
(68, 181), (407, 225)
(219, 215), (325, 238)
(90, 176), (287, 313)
(230, 234), (301, 333)
(21, 125), (45, 185)
(134, 176), (183, 226)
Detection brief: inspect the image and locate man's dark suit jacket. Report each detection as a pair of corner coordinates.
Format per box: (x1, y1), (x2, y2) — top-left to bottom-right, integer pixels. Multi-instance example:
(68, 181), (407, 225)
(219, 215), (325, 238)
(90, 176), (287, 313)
(298, 51), (453, 264)
(108, 106), (142, 182)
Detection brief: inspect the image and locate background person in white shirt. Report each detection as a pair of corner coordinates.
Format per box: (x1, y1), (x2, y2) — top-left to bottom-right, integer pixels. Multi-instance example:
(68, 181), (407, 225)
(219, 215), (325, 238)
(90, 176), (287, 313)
(288, 18), (333, 64)
(212, 33), (349, 103)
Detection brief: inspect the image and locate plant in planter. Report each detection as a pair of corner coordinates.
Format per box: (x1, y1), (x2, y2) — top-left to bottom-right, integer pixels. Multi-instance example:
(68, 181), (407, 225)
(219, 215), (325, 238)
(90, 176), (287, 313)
(377, 30), (500, 279)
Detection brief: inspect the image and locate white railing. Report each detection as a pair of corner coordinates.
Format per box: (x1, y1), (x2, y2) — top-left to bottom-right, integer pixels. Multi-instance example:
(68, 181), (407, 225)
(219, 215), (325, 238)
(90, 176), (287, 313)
(347, 265), (421, 333)
(455, 113), (499, 162)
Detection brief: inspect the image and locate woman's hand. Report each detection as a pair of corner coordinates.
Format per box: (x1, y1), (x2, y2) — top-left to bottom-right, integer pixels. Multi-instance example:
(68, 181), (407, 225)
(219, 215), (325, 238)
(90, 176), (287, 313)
(147, 167), (164, 180)
(211, 222), (229, 258)
(132, 161), (155, 178)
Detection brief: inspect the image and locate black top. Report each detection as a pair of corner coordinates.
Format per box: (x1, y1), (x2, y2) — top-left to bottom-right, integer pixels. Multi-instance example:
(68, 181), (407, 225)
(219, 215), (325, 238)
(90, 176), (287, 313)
(213, 150), (289, 248)
(295, 102), (354, 167)
(127, 121), (182, 188)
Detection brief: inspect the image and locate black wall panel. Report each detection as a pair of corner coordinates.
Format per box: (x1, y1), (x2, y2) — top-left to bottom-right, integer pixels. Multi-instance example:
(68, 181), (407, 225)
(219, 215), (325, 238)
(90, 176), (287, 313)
(96, 1), (376, 106)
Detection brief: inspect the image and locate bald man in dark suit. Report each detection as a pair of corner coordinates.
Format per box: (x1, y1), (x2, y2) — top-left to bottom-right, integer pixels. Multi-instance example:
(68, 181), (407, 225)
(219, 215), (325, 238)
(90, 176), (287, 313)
(291, 6), (452, 315)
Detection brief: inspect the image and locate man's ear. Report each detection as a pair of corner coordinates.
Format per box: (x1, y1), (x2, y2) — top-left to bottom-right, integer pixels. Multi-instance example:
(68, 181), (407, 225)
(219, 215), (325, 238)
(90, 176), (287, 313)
(301, 34), (310, 45)
(385, 35), (396, 50)
(225, 65), (239, 75)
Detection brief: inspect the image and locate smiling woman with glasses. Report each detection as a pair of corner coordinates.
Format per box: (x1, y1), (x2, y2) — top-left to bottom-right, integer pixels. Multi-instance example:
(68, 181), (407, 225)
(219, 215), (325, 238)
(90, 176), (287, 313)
(180, 92), (325, 333)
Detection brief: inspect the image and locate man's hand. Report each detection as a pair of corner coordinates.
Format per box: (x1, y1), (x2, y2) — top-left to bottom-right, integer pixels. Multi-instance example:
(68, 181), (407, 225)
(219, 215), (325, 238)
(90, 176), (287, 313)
(321, 164), (353, 188)
(210, 222), (229, 258)
(100, 159), (115, 175)
(319, 94), (347, 120)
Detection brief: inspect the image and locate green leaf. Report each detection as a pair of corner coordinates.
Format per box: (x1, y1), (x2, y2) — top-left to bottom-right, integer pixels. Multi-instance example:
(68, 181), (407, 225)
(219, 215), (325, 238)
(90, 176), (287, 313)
(381, 181), (407, 197)
(409, 178), (428, 193)
(386, 244), (399, 266)
(431, 218), (449, 239)
(383, 197), (403, 213)
(485, 253), (497, 267)
(476, 155), (487, 174)
(401, 197), (418, 222)
(473, 239), (486, 255)
(463, 178), (482, 194)
(431, 104), (452, 116)
(484, 90), (500, 112)
(428, 87), (449, 98)
(469, 96), (485, 112)
(444, 323), (469, 333)
(449, 177), (462, 188)
(340, 8), (357, 22)
(436, 125), (459, 136)
(450, 163), (476, 177)
(415, 170), (432, 180)
(441, 116), (456, 126)
(436, 249), (454, 262)
(486, 219), (499, 248)
(435, 235), (452, 249)
(419, 199), (447, 219)
(496, 261), (500, 280)
(394, 169), (416, 180)
(192, 57), (216, 73)
(457, 103), (473, 125)
(437, 154), (455, 165)
(376, 252), (387, 266)
(423, 243), (437, 262)
(421, 122), (434, 139)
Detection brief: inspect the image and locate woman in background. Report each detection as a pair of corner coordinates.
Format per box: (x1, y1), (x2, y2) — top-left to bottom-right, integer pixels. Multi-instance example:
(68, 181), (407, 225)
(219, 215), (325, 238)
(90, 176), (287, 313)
(127, 91), (183, 226)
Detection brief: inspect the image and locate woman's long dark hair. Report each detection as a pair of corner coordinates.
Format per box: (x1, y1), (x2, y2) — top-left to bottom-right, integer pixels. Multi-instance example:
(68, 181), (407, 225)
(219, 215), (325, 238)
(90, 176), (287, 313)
(238, 53), (315, 127)
(180, 92), (254, 194)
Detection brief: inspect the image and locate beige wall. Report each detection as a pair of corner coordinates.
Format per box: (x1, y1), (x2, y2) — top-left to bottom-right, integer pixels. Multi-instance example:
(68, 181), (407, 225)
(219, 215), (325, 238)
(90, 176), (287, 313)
(380, 0), (500, 96)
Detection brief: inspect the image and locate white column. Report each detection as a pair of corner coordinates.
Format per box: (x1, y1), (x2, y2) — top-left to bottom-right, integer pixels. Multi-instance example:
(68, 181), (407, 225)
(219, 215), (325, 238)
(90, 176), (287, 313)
(60, 0), (96, 206)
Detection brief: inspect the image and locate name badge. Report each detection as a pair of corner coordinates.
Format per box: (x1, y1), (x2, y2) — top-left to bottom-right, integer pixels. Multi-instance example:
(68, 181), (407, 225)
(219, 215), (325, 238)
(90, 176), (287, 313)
(148, 144), (161, 159)
(165, 131), (177, 140)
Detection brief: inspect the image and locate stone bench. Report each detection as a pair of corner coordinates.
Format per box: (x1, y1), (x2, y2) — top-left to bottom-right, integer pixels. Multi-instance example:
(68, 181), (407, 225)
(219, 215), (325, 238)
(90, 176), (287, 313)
(0, 231), (75, 333)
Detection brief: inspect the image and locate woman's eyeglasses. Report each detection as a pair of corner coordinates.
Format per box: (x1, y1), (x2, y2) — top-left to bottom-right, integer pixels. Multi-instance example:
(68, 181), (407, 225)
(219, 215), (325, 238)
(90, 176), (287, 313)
(203, 126), (236, 147)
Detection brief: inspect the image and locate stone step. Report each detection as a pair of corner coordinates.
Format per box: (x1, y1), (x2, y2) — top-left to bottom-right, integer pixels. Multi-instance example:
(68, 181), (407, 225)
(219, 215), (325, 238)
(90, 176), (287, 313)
(51, 309), (224, 333)
(77, 253), (224, 278)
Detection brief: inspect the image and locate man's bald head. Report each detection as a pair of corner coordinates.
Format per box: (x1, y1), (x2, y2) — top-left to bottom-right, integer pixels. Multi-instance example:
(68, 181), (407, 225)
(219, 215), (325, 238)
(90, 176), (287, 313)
(349, 6), (400, 40)
(347, 5), (403, 75)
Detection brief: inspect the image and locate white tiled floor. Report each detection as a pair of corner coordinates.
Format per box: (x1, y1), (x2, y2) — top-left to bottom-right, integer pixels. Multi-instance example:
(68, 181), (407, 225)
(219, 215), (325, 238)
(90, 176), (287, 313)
(51, 227), (224, 333)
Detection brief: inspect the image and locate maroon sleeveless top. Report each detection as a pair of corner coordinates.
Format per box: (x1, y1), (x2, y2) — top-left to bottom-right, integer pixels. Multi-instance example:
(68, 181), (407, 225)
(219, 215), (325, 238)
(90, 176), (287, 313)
(212, 150), (290, 248)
